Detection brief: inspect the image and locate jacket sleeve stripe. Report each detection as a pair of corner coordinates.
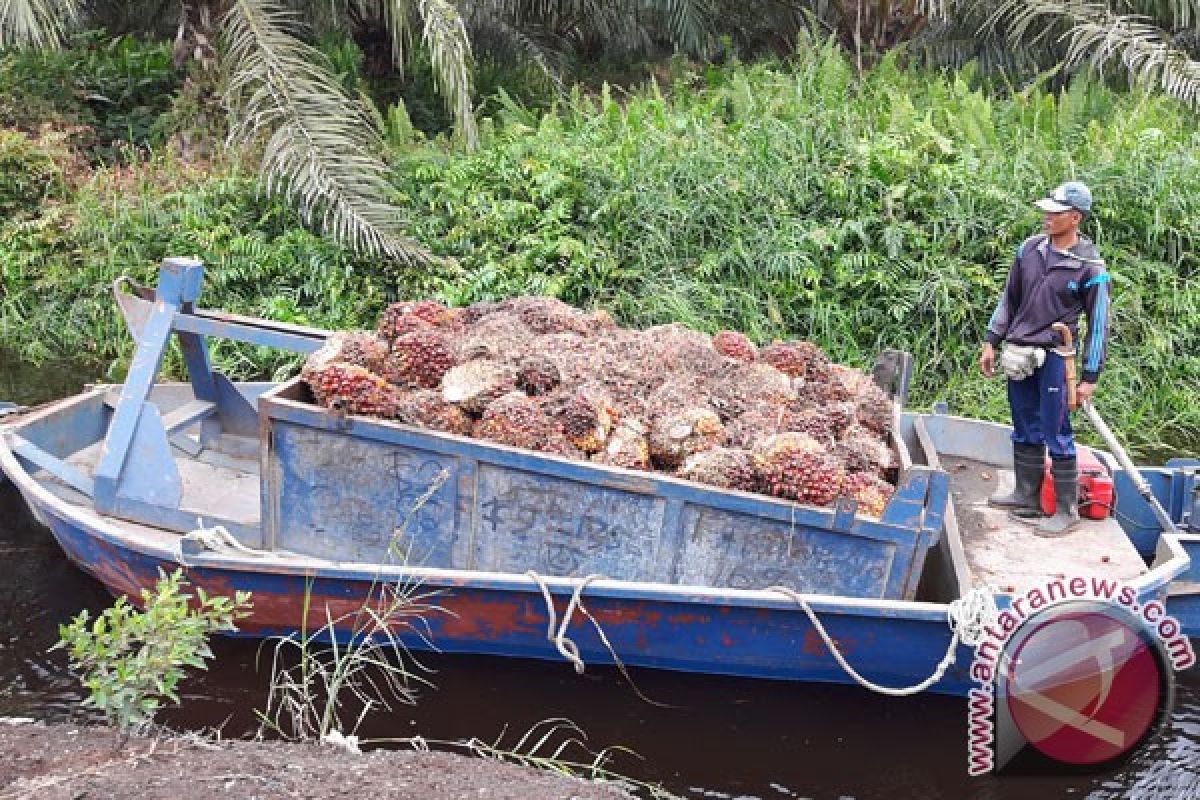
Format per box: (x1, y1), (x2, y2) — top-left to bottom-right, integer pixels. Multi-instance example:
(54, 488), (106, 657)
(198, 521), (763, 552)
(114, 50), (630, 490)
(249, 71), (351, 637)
(1085, 283), (1108, 371)
(1083, 273), (1110, 289)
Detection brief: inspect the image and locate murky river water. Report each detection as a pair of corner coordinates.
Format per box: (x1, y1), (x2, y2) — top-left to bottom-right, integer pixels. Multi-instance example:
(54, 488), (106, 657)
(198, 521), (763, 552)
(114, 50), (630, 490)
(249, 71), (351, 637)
(1, 362), (1197, 799)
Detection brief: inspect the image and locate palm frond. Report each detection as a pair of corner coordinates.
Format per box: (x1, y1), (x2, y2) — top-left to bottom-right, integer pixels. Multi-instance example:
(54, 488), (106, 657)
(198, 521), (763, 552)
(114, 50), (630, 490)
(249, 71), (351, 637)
(461, 4), (568, 95)
(648, 0), (718, 57)
(991, 0), (1200, 107)
(224, 0), (431, 264)
(0, 0), (79, 48)
(417, 0), (479, 148)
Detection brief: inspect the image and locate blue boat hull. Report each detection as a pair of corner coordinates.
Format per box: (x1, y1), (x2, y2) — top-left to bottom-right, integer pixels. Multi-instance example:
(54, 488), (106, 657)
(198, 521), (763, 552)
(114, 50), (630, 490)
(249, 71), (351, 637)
(3, 385), (1193, 698)
(28, 476), (979, 695)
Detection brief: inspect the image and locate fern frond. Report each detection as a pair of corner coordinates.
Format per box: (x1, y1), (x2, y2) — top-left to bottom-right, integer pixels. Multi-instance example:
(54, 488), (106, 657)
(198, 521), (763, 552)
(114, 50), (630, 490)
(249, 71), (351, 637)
(224, 0), (431, 264)
(0, 0), (79, 48)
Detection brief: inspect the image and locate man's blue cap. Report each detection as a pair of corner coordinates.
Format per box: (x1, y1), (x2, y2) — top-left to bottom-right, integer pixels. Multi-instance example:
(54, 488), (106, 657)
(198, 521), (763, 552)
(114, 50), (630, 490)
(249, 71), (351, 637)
(1035, 181), (1093, 213)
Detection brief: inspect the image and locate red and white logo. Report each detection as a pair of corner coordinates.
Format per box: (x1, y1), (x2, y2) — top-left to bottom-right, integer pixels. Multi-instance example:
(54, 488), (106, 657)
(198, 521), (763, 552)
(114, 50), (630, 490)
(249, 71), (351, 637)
(997, 602), (1171, 768)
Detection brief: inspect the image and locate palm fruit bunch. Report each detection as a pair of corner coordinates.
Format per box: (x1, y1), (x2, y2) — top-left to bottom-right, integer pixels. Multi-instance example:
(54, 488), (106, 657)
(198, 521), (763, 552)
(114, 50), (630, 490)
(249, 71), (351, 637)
(645, 324), (726, 377)
(712, 330), (757, 363)
(473, 391), (559, 450)
(336, 331), (388, 373)
(853, 380), (895, 436)
(642, 377), (704, 421)
(592, 418), (652, 470)
(301, 332), (387, 403)
(836, 424), (897, 481)
(759, 340), (829, 380)
(441, 360), (516, 414)
(377, 299), (454, 341)
(300, 291), (902, 514)
(723, 406), (797, 450)
(554, 385), (618, 454)
(394, 390), (473, 436)
(816, 363), (864, 403)
(787, 408), (837, 444)
(457, 312), (532, 363)
(308, 363), (401, 418)
(679, 447), (758, 492)
(839, 472), (895, 518)
(648, 407), (725, 469)
(707, 362), (793, 421)
(820, 401), (858, 437)
(501, 296), (590, 335)
(515, 354), (562, 395)
(380, 329), (457, 388)
(753, 432), (847, 506)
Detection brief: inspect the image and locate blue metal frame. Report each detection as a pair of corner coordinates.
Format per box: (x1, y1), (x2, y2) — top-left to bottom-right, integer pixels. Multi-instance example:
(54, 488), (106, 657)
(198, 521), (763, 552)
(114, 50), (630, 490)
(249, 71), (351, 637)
(85, 259), (329, 532)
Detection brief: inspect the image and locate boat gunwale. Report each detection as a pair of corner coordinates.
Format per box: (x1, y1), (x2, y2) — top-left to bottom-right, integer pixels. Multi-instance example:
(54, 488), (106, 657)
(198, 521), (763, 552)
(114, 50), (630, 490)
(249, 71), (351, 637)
(0, 390), (953, 621)
(1, 388), (1190, 619)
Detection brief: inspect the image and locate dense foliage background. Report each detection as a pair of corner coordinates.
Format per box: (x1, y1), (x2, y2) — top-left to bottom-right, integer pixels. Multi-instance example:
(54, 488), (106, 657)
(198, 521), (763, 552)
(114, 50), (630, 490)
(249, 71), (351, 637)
(0, 31), (1197, 458)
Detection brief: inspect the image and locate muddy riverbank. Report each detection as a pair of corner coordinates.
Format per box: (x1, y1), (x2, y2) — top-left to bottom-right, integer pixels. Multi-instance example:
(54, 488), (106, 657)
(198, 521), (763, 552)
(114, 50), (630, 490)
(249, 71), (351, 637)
(0, 719), (633, 800)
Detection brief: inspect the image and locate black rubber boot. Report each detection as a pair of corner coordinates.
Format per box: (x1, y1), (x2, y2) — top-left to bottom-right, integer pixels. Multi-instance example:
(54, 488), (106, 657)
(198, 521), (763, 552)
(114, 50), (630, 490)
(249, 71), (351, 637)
(989, 442), (1045, 516)
(1033, 457), (1081, 537)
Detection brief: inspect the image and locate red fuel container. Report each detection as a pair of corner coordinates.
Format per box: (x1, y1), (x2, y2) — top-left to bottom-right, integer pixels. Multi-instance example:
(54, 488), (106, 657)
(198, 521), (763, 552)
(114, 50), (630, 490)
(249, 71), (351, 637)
(1040, 446), (1114, 520)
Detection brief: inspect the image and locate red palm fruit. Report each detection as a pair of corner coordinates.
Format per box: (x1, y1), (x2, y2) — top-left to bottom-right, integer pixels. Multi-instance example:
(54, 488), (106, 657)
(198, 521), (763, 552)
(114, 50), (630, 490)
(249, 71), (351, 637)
(649, 407), (725, 469)
(839, 472), (895, 517)
(380, 329), (457, 388)
(712, 330), (757, 363)
(473, 391), (558, 451)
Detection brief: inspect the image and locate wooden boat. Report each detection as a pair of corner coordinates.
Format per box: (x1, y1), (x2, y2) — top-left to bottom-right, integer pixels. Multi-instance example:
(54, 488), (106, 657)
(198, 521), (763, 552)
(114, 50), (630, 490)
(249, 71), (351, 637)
(1, 259), (1196, 697)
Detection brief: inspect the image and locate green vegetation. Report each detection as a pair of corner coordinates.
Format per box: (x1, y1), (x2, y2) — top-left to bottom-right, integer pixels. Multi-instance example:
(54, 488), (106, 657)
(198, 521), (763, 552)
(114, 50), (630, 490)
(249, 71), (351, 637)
(7, 1), (1200, 264)
(53, 569), (252, 733)
(0, 31), (178, 160)
(2, 43), (1197, 458)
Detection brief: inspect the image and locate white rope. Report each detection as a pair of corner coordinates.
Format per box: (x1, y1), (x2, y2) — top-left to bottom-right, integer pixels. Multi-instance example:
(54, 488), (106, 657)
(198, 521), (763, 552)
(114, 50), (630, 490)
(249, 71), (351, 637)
(768, 584), (998, 697)
(180, 522), (271, 563)
(526, 570), (603, 673)
(525, 571), (674, 707)
(947, 586), (1001, 648)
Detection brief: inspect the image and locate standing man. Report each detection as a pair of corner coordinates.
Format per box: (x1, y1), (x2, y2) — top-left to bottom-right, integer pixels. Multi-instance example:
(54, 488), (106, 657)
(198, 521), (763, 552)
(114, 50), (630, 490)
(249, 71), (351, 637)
(979, 181), (1111, 536)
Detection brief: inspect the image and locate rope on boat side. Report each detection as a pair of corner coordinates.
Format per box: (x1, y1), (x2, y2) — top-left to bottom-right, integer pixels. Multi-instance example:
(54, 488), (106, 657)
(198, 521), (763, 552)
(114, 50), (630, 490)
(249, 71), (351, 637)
(526, 571), (603, 673)
(525, 571), (673, 707)
(768, 585), (999, 697)
(178, 523), (271, 563)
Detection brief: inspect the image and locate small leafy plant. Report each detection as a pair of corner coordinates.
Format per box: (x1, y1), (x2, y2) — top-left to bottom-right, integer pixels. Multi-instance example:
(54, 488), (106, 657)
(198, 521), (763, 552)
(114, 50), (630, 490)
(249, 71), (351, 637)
(53, 568), (252, 733)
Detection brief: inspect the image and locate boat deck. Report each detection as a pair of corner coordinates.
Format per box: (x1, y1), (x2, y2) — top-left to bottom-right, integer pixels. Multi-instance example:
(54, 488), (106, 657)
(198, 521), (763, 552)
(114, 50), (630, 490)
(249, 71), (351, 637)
(945, 456), (1146, 595)
(52, 434), (261, 530)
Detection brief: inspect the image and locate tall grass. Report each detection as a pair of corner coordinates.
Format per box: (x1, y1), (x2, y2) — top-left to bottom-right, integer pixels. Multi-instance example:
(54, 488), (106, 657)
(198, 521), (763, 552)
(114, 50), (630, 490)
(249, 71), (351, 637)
(1, 43), (1198, 457)
(390, 48), (1200, 458)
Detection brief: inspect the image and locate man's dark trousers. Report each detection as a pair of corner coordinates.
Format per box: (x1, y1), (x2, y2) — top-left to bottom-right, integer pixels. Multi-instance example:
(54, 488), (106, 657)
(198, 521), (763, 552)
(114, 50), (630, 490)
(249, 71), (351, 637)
(1007, 351), (1075, 460)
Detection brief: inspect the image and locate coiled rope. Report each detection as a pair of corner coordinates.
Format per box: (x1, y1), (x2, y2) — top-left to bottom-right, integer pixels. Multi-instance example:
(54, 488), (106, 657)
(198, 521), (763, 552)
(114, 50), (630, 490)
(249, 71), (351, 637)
(768, 584), (999, 696)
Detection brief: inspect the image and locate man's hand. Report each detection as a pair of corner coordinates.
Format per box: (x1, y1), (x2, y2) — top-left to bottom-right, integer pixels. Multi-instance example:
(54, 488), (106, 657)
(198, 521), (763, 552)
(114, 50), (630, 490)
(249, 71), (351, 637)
(979, 343), (995, 378)
(1076, 381), (1096, 406)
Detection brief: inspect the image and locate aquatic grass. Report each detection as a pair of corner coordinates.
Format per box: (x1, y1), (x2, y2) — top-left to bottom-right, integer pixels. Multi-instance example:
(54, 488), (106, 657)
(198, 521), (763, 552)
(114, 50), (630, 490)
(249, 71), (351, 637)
(256, 470), (451, 743)
(374, 718), (686, 800)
